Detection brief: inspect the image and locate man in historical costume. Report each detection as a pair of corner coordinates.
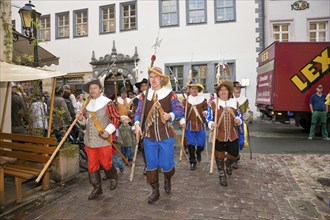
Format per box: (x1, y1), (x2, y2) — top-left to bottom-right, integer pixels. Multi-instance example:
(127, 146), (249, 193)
(116, 87), (132, 118)
(206, 80), (242, 187)
(132, 78), (148, 175)
(77, 78), (120, 200)
(134, 67), (185, 204)
(232, 81), (250, 169)
(181, 82), (208, 170)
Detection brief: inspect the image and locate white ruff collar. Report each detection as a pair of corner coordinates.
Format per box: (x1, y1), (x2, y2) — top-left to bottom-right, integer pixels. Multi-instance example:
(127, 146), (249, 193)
(188, 94), (205, 105)
(117, 97), (131, 105)
(146, 87), (172, 101)
(86, 95), (111, 112)
(234, 96), (247, 105)
(218, 98), (237, 109)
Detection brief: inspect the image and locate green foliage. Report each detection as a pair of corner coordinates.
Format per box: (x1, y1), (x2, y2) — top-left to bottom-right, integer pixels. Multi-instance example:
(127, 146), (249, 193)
(0, 0), (13, 61)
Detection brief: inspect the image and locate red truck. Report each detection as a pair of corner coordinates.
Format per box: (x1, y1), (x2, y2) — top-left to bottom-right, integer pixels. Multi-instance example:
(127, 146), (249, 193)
(256, 42), (330, 132)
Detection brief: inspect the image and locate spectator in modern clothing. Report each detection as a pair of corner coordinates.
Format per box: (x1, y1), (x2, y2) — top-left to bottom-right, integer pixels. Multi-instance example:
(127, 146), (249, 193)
(63, 84), (78, 112)
(308, 85), (329, 140)
(63, 90), (76, 120)
(30, 95), (48, 135)
(76, 94), (84, 113)
(11, 82), (29, 134)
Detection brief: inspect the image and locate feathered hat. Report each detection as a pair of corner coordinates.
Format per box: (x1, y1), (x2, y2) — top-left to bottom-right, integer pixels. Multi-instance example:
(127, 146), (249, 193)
(148, 67), (170, 87)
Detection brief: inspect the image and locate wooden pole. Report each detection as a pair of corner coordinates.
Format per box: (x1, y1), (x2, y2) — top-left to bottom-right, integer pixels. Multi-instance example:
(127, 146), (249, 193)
(210, 97), (218, 174)
(204, 123), (209, 161)
(47, 78), (56, 138)
(0, 82), (10, 132)
(36, 96), (91, 183)
(180, 97), (189, 161)
(129, 79), (150, 182)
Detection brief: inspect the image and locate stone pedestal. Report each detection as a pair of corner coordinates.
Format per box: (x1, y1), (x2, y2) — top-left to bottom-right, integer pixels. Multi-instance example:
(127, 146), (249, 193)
(51, 144), (79, 183)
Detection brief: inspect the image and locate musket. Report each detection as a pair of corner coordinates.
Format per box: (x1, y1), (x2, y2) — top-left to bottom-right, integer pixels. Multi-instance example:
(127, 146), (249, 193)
(130, 33), (160, 181)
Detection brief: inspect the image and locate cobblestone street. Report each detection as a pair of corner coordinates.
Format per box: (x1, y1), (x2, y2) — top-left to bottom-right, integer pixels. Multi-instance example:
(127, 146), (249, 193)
(3, 151), (329, 220)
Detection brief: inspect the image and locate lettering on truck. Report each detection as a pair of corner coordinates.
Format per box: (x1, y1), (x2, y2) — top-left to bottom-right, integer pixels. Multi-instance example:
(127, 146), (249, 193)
(290, 47), (330, 93)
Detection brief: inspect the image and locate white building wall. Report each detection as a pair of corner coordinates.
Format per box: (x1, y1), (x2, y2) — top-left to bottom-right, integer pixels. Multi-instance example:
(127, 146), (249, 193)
(11, 0), (258, 114)
(264, 0), (330, 46)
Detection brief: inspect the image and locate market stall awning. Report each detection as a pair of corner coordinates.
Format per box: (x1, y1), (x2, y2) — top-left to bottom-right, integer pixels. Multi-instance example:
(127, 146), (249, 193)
(0, 61), (66, 82)
(13, 30), (59, 67)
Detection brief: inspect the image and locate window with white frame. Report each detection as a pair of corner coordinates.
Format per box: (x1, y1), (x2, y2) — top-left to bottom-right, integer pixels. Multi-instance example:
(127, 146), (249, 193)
(187, 0), (206, 24)
(56, 12), (69, 39)
(215, 0), (235, 22)
(74, 9), (88, 37)
(39, 15), (50, 41)
(160, 0), (179, 27)
(309, 21), (328, 42)
(100, 4), (115, 34)
(120, 1), (136, 31)
(272, 23), (290, 42)
(191, 64), (207, 90)
(168, 66), (184, 92)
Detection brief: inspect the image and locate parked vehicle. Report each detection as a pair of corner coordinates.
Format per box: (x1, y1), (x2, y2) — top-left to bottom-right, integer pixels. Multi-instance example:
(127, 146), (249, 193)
(256, 42), (330, 132)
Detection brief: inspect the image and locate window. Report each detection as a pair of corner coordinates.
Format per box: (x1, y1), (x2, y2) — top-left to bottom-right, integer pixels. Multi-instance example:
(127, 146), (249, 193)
(272, 23), (290, 42)
(100, 4), (115, 34)
(191, 64), (207, 90)
(168, 66), (184, 92)
(309, 21), (328, 42)
(39, 15), (50, 41)
(187, 0), (206, 24)
(215, 0), (235, 22)
(74, 9), (88, 37)
(56, 12), (69, 39)
(120, 1), (137, 31)
(12, 20), (16, 29)
(160, 0), (179, 27)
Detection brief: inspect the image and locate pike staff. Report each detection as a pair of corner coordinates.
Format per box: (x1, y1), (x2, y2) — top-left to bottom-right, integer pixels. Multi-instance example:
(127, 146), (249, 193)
(209, 96), (218, 174)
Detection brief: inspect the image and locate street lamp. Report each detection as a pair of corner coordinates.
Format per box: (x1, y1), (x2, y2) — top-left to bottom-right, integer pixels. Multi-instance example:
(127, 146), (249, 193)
(19, 0), (41, 67)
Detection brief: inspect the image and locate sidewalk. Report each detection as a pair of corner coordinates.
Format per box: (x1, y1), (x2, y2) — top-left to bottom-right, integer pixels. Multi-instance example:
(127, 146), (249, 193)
(1, 151), (329, 220)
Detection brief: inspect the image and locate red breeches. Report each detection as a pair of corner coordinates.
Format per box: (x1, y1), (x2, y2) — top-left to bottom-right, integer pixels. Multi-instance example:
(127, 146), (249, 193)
(85, 146), (113, 172)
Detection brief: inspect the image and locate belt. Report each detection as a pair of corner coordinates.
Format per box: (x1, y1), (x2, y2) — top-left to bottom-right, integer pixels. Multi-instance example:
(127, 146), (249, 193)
(315, 110), (325, 112)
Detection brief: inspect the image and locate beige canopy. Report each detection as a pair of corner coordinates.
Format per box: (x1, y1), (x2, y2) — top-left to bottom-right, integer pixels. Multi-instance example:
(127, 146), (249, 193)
(0, 61), (66, 82)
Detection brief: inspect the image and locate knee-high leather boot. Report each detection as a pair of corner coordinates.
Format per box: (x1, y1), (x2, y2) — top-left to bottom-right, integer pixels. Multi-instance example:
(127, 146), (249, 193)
(215, 151), (227, 187)
(196, 146), (203, 162)
(88, 171), (102, 200)
(188, 145), (197, 170)
(164, 167), (175, 193)
(146, 170), (160, 204)
(226, 154), (238, 176)
(104, 165), (118, 190)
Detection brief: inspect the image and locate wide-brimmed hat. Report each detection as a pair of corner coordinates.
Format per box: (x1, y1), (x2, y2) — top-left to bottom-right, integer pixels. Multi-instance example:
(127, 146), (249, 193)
(214, 80), (234, 97)
(187, 81), (204, 93)
(135, 78), (148, 91)
(148, 67), (170, 87)
(82, 78), (102, 93)
(120, 115), (131, 123)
